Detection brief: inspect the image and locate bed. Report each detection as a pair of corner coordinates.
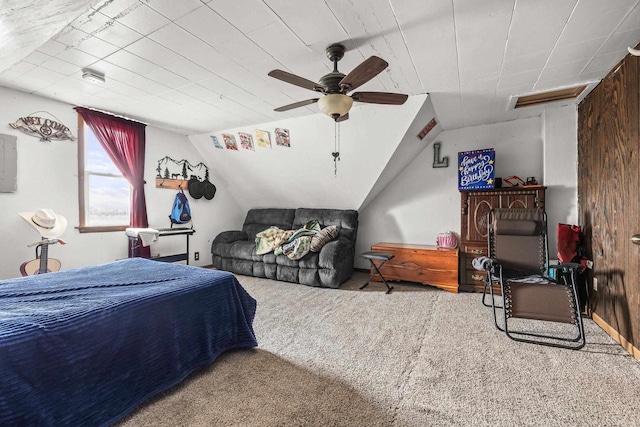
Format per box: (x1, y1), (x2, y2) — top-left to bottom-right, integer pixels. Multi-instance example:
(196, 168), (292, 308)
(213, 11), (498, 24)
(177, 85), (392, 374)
(0, 258), (258, 426)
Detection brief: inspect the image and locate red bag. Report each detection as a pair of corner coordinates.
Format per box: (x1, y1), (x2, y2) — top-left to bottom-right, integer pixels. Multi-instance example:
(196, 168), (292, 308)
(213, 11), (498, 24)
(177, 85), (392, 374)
(557, 223), (586, 271)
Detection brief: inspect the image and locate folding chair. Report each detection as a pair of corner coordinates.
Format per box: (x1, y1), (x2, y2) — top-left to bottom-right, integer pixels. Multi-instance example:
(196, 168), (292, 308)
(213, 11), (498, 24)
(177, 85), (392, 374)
(475, 208), (585, 350)
(360, 251), (395, 294)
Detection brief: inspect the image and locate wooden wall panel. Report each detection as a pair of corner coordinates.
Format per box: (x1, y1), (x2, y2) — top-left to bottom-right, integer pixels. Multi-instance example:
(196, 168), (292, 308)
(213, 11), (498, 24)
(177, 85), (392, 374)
(578, 56), (640, 348)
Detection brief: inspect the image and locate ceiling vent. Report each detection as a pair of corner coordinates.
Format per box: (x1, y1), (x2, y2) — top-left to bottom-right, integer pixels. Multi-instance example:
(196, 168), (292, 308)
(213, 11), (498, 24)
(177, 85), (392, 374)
(508, 82), (599, 110)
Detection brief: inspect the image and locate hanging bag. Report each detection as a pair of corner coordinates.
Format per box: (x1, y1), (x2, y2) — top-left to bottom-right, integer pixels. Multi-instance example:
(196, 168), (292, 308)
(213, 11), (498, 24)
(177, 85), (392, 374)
(169, 189), (192, 225)
(557, 223), (583, 265)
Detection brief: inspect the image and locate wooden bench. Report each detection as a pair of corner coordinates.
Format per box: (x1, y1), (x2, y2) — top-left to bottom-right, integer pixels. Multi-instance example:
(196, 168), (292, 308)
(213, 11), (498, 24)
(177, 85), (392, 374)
(369, 242), (459, 293)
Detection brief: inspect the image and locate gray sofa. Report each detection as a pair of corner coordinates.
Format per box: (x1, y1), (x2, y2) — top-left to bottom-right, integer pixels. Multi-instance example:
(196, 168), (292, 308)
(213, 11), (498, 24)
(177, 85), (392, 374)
(211, 208), (359, 288)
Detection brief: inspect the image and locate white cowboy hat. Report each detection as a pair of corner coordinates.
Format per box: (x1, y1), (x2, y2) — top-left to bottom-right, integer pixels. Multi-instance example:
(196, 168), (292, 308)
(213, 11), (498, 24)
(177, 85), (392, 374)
(19, 209), (67, 238)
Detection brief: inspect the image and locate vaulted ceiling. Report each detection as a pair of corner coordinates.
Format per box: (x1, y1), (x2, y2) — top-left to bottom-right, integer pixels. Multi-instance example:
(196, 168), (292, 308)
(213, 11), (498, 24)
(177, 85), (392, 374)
(1, 0), (640, 135)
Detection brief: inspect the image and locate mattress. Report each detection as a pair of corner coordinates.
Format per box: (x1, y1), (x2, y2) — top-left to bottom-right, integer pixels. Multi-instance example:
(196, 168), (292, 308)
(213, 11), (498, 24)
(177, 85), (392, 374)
(0, 258), (258, 426)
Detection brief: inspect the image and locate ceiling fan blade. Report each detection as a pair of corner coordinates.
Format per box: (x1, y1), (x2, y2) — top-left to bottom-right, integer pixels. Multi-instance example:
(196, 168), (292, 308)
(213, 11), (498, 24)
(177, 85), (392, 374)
(336, 113), (349, 122)
(339, 56), (388, 91)
(351, 92), (408, 105)
(268, 70), (323, 92)
(274, 98), (319, 112)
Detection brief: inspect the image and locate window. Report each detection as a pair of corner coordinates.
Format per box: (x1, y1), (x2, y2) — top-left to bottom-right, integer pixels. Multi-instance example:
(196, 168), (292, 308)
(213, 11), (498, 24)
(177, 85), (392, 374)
(78, 115), (130, 232)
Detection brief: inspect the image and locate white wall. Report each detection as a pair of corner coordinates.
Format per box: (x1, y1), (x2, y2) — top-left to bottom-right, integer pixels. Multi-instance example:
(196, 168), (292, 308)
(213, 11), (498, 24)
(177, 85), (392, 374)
(0, 86), (241, 279)
(355, 116), (544, 269)
(543, 105), (579, 255)
(359, 95), (442, 210)
(143, 126), (244, 267)
(189, 95), (428, 213)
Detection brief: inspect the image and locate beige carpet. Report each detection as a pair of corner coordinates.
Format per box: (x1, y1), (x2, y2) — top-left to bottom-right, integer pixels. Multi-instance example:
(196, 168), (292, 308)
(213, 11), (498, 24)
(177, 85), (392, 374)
(118, 273), (640, 426)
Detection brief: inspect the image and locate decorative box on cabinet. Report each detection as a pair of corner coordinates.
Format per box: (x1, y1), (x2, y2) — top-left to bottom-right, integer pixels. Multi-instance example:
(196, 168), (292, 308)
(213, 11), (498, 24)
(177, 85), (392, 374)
(370, 242), (459, 293)
(459, 186), (546, 292)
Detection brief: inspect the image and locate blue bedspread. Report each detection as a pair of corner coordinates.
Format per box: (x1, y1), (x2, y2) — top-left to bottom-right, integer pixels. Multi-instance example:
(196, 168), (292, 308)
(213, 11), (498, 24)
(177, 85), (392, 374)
(0, 258), (257, 426)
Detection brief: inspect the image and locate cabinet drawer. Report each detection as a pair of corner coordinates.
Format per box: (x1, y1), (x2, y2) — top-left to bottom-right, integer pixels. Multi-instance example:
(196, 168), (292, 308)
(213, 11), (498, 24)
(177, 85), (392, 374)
(465, 270), (501, 294)
(466, 270), (487, 287)
(466, 270), (487, 286)
(465, 256), (487, 270)
(462, 244), (487, 270)
(463, 244), (487, 256)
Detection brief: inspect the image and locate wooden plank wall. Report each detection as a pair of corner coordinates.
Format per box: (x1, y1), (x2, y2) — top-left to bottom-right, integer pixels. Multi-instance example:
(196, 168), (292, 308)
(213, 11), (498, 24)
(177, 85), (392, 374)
(578, 54), (640, 349)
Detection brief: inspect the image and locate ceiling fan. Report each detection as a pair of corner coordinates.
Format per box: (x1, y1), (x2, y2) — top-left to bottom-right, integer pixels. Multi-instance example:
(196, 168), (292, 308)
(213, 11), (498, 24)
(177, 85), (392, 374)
(268, 43), (409, 122)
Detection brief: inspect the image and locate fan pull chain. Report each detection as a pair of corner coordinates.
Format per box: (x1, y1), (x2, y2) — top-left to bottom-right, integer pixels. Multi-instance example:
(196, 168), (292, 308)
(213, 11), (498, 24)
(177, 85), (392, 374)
(332, 120), (341, 177)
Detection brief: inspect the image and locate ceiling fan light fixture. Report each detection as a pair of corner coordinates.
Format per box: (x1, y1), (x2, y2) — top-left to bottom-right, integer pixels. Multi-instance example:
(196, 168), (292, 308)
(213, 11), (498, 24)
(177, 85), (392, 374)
(268, 43), (405, 119)
(318, 94), (353, 120)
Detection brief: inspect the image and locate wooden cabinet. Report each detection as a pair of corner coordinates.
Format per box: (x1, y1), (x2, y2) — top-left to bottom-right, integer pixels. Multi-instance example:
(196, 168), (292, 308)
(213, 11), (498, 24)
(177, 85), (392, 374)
(459, 186), (546, 292)
(370, 242), (459, 293)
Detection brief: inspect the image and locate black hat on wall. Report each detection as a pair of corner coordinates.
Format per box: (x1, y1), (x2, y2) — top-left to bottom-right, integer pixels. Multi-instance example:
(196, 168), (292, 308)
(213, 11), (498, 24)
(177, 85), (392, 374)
(188, 177), (204, 199)
(203, 181), (216, 200)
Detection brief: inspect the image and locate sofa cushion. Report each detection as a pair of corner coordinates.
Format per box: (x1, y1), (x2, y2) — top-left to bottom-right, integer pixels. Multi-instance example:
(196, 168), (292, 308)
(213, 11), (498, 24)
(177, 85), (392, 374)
(212, 230), (247, 244)
(274, 251), (319, 268)
(275, 254), (299, 267)
(230, 258), (253, 276)
(310, 225), (340, 252)
(262, 253), (277, 264)
(298, 252), (319, 269)
(243, 208), (295, 240)
(211, 242), (233, 258)
(276, 265), (299, 283)
(229, 241), (256, 261)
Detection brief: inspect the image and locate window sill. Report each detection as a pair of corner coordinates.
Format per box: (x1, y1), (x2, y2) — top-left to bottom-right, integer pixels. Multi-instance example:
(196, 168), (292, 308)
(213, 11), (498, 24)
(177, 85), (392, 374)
(77, 225), (128, 233)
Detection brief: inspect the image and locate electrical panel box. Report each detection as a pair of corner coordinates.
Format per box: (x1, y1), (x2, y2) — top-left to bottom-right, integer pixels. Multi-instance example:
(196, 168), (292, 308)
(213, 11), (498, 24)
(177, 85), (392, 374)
(0, 133), (17, 192)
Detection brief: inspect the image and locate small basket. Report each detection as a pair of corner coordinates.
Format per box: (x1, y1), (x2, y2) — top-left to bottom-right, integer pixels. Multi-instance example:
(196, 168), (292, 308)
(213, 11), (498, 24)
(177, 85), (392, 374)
(437, 232), (458, 249)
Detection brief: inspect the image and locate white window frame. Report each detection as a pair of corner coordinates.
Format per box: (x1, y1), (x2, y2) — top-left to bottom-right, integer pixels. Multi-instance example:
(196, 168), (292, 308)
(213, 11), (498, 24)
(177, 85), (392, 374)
(77, 115), (131, 232)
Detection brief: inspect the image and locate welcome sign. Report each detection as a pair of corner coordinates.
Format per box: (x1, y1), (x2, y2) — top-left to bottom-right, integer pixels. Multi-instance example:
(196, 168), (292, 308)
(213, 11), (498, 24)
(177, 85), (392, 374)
(458, 148), (495, 190)
(9, 116), (76, 141)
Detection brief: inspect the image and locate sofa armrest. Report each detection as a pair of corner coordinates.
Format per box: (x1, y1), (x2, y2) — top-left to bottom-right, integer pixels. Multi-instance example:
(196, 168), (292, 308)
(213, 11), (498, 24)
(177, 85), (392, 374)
(318, 237), (354, 269)
(213, 230), (248, 244)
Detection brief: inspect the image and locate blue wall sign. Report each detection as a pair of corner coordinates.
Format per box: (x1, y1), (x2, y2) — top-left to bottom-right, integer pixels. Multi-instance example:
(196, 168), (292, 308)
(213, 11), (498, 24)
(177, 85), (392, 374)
(458, 148), (495, 190)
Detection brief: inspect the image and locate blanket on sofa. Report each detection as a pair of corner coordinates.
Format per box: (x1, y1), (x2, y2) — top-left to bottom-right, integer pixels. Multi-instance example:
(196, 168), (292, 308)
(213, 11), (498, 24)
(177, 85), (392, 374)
(255, 227), (295, 255)
(256, 220), (320, 260)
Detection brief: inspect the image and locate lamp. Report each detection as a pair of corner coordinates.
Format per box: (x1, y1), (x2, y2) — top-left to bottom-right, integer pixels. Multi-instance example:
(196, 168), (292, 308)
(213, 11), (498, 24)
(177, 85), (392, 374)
(317, 94), (352, 176)
(82, 68), (106, 84)
(318, 94), (353, 120)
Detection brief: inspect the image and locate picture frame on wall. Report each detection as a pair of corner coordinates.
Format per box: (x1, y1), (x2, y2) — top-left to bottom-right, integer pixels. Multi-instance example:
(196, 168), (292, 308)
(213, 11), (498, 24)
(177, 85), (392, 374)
(222, 134), (238, 151)
(275, 128), (290, 147)
(238, 132), (255, 151)
(458, 148), (495, 190)
(255, 129), (271, 148)
(210, 135), (223, 149)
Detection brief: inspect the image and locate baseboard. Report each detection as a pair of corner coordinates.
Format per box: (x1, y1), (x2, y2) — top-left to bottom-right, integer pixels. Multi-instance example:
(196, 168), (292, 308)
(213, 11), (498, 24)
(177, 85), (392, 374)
(592, 312), (640, 360)
(353, 267), (370, 273)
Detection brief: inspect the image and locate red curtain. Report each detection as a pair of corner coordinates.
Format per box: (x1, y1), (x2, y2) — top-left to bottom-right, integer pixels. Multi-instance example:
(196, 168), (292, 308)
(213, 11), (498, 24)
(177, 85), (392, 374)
(75, 107), (150, 257)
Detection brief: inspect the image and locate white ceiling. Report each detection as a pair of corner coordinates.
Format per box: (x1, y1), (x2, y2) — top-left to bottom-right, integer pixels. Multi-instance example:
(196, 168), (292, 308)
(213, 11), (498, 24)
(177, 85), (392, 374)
(1, 0), (639, 135)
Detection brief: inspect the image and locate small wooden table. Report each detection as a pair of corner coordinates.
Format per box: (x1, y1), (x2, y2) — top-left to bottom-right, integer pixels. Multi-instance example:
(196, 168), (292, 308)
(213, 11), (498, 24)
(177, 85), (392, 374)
(369, 242), (459, 293)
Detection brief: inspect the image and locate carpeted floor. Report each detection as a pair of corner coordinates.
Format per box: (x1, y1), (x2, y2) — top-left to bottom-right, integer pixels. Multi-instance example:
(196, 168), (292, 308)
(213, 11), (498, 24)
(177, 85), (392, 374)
(118, 272), (640, 426)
